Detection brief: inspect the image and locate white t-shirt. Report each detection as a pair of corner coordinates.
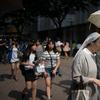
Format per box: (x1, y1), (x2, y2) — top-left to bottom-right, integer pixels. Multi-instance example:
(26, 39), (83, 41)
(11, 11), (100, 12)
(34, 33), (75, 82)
(10, 47), (19, 63)
(25, 53), (36, 70)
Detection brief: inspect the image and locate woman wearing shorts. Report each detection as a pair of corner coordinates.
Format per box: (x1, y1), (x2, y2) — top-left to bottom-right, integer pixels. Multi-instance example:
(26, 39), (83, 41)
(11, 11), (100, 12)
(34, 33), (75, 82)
(42, 40), (60, 100)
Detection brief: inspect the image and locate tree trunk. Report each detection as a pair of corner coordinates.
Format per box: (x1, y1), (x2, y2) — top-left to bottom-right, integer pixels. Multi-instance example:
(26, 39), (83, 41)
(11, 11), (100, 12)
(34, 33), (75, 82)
(56, 22), (63, 40)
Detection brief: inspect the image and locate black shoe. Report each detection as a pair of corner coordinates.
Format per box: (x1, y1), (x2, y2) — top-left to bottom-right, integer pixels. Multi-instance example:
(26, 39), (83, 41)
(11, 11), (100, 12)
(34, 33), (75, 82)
(22, 93), (29, 100)
(22, 93), (26, 100)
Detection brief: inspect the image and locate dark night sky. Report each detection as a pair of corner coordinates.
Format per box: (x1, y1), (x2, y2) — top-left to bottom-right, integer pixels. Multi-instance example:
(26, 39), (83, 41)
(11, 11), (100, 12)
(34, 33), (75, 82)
(0, 0), (23, 14)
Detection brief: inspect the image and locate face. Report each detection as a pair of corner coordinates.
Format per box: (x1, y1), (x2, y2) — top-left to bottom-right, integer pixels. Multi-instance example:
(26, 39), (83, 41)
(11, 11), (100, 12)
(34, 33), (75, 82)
(31, 44), (37, 51)
(94, 37), (100, 51)
(48, 42), (54, 50)
(36, 41), (40, 46)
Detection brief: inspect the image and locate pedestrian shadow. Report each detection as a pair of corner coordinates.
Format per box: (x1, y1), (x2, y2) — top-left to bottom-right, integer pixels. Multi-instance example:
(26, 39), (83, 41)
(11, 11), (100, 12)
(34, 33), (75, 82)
(53, 79), (72, 94)
(52, 80), (72, 100)
(36, 89), (46, 100)
(8, 90), (22, 100)
(8, 89), (46, 100)
(0, 74), (11, 81)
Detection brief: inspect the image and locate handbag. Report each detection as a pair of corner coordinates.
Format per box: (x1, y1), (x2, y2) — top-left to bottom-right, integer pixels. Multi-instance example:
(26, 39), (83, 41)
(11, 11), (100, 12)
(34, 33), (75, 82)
(71, 77), (89, 100)
(35, 64), (45, 77)
(71, 89), (89, 100)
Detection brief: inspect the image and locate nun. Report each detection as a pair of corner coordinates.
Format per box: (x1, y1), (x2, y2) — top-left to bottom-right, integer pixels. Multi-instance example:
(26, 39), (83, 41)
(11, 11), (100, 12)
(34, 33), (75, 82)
(72, 10), (100, 100)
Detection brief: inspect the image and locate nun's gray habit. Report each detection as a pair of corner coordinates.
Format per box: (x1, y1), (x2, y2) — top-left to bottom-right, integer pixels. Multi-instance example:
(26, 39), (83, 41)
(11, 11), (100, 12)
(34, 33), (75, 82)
(72, 32), (100, 100)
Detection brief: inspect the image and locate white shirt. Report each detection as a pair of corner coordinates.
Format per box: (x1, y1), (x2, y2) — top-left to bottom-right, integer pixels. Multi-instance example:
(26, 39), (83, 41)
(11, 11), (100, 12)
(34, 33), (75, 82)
(10, 47), (19, 63)
(25, 53), (36, 70)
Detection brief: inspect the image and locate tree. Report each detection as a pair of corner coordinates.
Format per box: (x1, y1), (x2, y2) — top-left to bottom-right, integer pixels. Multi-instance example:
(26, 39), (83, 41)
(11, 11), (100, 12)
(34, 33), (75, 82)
(23, 0), (99, 38)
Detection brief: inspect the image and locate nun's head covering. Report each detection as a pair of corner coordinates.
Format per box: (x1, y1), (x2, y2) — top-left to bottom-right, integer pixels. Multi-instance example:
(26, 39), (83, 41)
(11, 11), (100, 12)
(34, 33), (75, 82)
(74, 32), (100, 58)
(88, 10), (100, 29)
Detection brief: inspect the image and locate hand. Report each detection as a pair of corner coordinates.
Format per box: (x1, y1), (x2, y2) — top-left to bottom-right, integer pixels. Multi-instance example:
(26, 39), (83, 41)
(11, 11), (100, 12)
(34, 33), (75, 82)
(89, 78), (95, 82)
(44, 71), (48, 78)
(93, 79), (100, 87)
(52, 68), (57, 76)
(89, 78), (100, 87)
(28, 64), (35, 69)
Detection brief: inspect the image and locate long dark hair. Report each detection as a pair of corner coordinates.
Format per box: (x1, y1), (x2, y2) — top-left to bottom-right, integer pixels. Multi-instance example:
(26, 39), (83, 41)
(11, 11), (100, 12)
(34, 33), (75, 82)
(21, 42), (37, 62)
(45, 40), (57, 53)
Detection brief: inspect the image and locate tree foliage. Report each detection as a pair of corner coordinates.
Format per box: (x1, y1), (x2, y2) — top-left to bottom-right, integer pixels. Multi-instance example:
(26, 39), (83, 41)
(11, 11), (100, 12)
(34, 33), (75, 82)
(23, 0), (99, 27)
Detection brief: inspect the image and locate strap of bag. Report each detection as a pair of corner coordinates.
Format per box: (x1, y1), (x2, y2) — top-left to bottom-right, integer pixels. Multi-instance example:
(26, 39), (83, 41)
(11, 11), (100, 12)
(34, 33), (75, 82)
(48, 51), (53, 68)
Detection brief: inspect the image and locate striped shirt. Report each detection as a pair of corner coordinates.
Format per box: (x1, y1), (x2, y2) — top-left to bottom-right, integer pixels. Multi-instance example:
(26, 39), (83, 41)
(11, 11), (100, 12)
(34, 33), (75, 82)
(41, 50), (60, 68)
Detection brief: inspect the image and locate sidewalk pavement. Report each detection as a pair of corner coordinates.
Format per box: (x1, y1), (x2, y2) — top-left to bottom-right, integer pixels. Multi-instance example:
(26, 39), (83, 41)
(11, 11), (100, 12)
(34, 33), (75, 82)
(0, 57), (73, 100)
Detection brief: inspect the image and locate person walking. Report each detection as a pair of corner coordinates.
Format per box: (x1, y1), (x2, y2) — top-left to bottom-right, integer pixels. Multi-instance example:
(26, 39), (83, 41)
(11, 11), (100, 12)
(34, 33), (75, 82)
(10, 42), (20, 81)
(41, 40), (60, 100)
(20, 42), (37, 100)
(36, 39), (44, 60)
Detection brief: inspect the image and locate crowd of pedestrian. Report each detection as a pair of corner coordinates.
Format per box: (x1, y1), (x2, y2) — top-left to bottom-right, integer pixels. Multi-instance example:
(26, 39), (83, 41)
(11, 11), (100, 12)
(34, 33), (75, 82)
(0, 36), (72, 100)
(1, 10), (100, 100)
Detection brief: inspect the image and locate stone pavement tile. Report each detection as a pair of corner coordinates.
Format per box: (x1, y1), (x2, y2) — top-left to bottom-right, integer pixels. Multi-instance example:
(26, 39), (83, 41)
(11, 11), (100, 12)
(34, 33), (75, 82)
(0, 57), (73, 100)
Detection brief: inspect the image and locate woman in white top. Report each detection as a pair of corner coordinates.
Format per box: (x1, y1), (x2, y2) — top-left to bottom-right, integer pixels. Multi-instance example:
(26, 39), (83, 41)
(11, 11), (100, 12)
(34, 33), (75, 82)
(20, 42), (37, 100)
(10, 42), (19, 81)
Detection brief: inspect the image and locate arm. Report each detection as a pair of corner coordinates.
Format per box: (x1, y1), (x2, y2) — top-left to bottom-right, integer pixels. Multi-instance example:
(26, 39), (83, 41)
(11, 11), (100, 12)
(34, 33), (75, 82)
(90, 78), (100, 87)
(0, 42), (5, 46)
(21, 61), (35, 68)
(52, 53), (60, 75)
(54, 58), (60, 71)
(72, 54), (92, 84)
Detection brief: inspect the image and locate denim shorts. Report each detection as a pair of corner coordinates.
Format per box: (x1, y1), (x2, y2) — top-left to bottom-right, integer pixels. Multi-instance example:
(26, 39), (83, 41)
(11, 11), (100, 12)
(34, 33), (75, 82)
(45, 68), (52, 77)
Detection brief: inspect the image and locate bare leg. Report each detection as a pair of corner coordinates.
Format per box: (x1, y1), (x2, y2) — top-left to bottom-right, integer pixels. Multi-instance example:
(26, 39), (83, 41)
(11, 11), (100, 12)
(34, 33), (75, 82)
(45, 76), (52, 100)
(11, 63), (15, 78)
(15, 62), (20, 80)
(31, 80), (37, 100)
